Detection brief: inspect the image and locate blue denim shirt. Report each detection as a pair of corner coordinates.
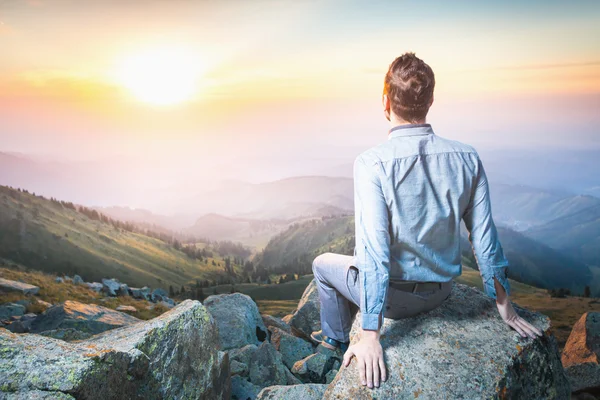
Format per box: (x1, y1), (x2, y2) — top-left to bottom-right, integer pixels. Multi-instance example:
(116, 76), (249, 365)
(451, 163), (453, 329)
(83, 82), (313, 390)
(353, 123), (511, 331)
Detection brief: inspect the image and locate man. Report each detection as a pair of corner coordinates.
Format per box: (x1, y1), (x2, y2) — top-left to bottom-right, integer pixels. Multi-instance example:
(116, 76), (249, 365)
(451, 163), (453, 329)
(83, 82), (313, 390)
(310, 52), (542, 390)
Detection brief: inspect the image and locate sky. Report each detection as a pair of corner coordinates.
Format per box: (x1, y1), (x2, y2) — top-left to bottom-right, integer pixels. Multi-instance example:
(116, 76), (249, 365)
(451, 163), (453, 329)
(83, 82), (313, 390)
(1, 0), (599, 186)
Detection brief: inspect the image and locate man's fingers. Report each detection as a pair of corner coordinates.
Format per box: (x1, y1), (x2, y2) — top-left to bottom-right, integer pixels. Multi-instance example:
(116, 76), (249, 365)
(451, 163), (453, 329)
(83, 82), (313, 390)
(366, 356), (373, 388)
(343, 349), (354, 367)
(358, 357), (366, 386)
(379, 357), (387, 382)
(508, 319), (526, 337)
(372, 358), (380, 388)
(519, 317), (543, 337)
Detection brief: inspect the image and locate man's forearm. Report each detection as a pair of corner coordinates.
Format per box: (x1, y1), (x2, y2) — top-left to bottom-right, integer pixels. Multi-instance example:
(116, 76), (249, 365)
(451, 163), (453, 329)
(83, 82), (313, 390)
(494, 276), (509, 305)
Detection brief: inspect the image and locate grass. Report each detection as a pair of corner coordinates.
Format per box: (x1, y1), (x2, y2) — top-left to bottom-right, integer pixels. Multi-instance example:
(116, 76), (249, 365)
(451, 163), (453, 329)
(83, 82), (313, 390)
(0, 267), (167, 320)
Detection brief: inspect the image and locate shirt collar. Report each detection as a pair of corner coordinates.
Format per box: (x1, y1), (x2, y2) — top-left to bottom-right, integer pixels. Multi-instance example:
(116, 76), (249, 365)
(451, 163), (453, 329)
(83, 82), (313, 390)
(388, 123), (434, 140)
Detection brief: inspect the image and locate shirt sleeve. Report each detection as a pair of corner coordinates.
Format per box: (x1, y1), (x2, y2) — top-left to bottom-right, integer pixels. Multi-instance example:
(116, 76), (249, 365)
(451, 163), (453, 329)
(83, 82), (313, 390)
(462, 155), (511, 300)
(353, 155), (391, 331)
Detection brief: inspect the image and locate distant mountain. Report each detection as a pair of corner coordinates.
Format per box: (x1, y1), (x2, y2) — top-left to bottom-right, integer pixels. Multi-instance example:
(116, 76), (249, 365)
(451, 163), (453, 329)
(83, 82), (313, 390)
(524, 202), (600, 266)
(0, 185), (238, 289)
(253, 215), (596, 296)
(94, 206), (195, 231)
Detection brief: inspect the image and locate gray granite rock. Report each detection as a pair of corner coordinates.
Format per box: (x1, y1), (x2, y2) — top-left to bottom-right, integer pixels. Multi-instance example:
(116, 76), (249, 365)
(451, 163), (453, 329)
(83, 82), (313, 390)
(322, 281), (571, 399)
(561, 312), (600, 393)
(30, 300), (140, 335)
(85, 282), (103, 293)
(0, 300), (230, 399)
(0, 303), (26, 320)
(230, 360), (249, 376)
(248, 341), (288, 388)
(285, 279), (320, 340)
(72, 275), (84, 285)
(256, 384), (328, 400)
(262, 314), (291, 334)
(0, 278), (39, 295)
(291, 352), (337, 384)
(130, 286), (151, 301)
(268, 326), (313, 369)
(231, 375), (262, 400)
(101, 278), (121, 296)
(228, 344), (259, 367)
(204, 292), (268, 350)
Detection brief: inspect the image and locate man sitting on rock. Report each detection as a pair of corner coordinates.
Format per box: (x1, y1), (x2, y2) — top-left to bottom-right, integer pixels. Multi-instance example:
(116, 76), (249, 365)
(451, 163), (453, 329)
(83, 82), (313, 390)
(310, 52), (542, 390)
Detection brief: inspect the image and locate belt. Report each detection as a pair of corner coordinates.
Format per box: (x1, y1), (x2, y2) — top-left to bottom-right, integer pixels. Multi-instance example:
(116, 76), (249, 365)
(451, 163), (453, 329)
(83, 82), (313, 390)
(389, 280), (442, 293)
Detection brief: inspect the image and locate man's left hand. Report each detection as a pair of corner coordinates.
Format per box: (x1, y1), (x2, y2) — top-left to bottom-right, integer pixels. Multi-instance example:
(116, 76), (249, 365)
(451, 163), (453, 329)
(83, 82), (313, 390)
(342, 329), (387, 389)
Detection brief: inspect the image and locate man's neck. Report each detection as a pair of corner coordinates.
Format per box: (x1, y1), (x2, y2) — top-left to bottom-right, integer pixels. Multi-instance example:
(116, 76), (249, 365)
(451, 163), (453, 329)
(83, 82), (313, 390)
(389, 118), (426, 127)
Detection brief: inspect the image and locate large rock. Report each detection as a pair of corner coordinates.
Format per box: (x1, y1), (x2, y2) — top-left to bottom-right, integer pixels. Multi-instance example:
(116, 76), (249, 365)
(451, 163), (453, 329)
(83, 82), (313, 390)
(256, 384), (328, 400)
(268, 326), (313, 369)
(101, 278), (121, 296)
(130, 287), (151, 301)
(561, 312), (600, 392)
(248, 341), (288, 388)
(30, 300), (141, 335)
(323, 281), (570, 399)
(204, 292), (268, 350)
(0, 299), (230, 399)
(0, 303), (26, 320)
(231, 375), (262, 400)
(72, 275), (84, 285)
(285, 279), (320, 340)
(85, 282), (103, 293)
(0, 278), (39, 295)
(262, 314), (292, 334)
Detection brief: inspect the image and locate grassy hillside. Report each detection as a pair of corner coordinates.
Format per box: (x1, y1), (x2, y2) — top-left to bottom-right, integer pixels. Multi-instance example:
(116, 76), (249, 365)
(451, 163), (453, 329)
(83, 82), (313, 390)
(0, 186), (241, 290)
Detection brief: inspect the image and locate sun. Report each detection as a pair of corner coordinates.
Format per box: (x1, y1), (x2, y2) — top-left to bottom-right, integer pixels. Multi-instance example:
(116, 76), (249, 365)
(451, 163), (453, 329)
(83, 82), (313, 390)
(115, 45), (203, 106)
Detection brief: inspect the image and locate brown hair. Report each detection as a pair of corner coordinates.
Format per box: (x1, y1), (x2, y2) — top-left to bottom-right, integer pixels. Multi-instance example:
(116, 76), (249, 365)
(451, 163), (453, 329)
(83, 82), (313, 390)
(383, 52), (435, 123)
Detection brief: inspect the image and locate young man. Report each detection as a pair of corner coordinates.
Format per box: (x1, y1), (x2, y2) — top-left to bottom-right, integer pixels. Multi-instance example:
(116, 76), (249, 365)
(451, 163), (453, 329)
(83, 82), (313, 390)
(310, 52), (542, 390)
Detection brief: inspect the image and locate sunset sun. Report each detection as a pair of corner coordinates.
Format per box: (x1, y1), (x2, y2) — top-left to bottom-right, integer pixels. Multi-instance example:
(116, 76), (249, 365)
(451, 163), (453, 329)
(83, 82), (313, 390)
(115, 45), (203, 106)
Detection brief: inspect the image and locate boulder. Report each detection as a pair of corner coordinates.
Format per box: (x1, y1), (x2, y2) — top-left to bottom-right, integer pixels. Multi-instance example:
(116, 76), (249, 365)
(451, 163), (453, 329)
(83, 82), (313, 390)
(72, 275), (84, 285)
(322, 281), (570, 399)
(0, 299), (230, 399)
(228, 343), (259, 367)
(30, 300), (140, 335)
(130, 287), (151, 301)
(230, 360), (249, 376)
(285, 279), (320, 340)
(561, 312), (600, 392)
(39, 328), (93, 342)
(159, 300), (175, 309)
(0, 277), (39, 295)
(248, 341), (288, 388)
(262, 314), (292, 334)
(115, 305), (137, 313)
(101, 278), (121, 296)
(268, 326), (313, 369)
(291, 352), (337, 384)
(151, 288), (168, 302)
(35, 300), (52, 310)
(55, 277), (64, 284)
(6, 313), (37, 334)
(117, 283), (130, 296)
(256, 384), (328, 400)
(204, 292), (268, 350)
(231, 375), (262, 400)
(85, 282), (103, 293)
(0, 303), (26, 320)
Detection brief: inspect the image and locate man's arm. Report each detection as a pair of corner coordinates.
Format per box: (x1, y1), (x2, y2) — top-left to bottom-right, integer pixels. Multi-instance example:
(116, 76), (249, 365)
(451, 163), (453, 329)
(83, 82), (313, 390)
(462, 154), (511, 300)
(354, 155), (391, 331)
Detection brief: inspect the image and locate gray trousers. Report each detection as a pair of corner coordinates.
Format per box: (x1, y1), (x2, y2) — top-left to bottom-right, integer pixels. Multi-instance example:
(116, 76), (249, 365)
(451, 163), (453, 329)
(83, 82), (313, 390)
(312, 252), (452, 343)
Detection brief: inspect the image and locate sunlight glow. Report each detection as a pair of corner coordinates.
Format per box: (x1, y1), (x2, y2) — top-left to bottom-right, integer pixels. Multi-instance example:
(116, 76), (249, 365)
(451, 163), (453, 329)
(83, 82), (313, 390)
(115, 45), (203, 106)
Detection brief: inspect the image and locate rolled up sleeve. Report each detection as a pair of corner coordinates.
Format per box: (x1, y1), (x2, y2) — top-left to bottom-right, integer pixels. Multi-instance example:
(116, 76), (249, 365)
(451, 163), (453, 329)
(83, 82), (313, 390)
(462, 155), (511, 300)
(353, 155), (391, 330)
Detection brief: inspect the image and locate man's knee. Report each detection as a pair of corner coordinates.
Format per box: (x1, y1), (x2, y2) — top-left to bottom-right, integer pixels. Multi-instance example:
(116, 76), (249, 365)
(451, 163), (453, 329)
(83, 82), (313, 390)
(312, 253), (329, 280)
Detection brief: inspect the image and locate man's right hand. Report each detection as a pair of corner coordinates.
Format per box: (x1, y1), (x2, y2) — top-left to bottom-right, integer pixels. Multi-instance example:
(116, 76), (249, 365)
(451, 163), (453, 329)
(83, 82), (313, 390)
(494, 276), (542, 339)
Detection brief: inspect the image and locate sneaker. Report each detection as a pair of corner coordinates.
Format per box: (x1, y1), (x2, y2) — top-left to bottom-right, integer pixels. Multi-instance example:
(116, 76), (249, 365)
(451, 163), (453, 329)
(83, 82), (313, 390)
(311, 330), (350, 353)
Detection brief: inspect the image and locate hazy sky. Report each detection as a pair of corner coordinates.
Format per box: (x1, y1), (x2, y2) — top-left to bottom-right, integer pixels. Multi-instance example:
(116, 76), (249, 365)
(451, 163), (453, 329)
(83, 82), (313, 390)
(1, 0), (599, 177)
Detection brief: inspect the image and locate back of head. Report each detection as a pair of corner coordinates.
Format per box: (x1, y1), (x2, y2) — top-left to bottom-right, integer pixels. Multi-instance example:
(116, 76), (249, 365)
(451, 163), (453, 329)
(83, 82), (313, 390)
(384, 52), (435, 123)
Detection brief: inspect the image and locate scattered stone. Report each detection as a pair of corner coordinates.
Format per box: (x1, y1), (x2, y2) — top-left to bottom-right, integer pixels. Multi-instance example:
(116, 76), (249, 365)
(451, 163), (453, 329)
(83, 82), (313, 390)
(268, 326), (313, 369)
(0, 277), (40, 295)
(72, 275), (84, 285)
(256, 384), (328, 400)
(284, 367), (302, 385)
(325, 369), (338, 384)
(291, 352), (335, 384)
(561, 312), (600, 393)
(101, 278), (121, 296)
(35, 300), (52, 310)
(63, 276), (72, 282)
(231, 375), (262, 400)
(115, 305), (137, 312)
(130, 287), (151, 301)
(30, 300), (141, 335)
(230, 360), (249, 376)
(0, 303), (26, 320)
(322, 281), (571, 399)
(160, 300), (175, 309)
(85, 282), (103, 293)
(55, 277), (64, 283)
(248, 341), (288, 388)
(285, 279), (320, 340)
(117, 283), (130, 296)
(204, 292), (268, 350)
(228, 344), (259, 367)
(262, 314), (292, 334)
(151, 288), (168, 302)
(0, 300), (230, 399)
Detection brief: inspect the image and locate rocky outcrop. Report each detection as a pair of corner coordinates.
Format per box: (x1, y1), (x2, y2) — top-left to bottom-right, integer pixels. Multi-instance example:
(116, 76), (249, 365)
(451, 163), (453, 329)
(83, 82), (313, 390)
(256, 384), (328, 400)
(284, 279), (320, 340)
(101, 278), (121, 296)
(291, 347), (341, 384)
(0, 303), (26, 320)
(0, 278), (39, 295)
(268, 326), (313, 369)
(262, 314), (292, 334)
(29, 300), (141, 335)
(0, 299), (230, 399)
(323, 281), (571, 399)
(561, 312), (600, 393)
(248, 341), (288, 388)
(204, 292), (268, 350)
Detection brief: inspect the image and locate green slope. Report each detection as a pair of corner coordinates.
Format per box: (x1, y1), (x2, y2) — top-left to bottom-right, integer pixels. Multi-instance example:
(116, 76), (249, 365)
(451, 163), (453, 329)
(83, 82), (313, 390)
(0, 186), (232, 289)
